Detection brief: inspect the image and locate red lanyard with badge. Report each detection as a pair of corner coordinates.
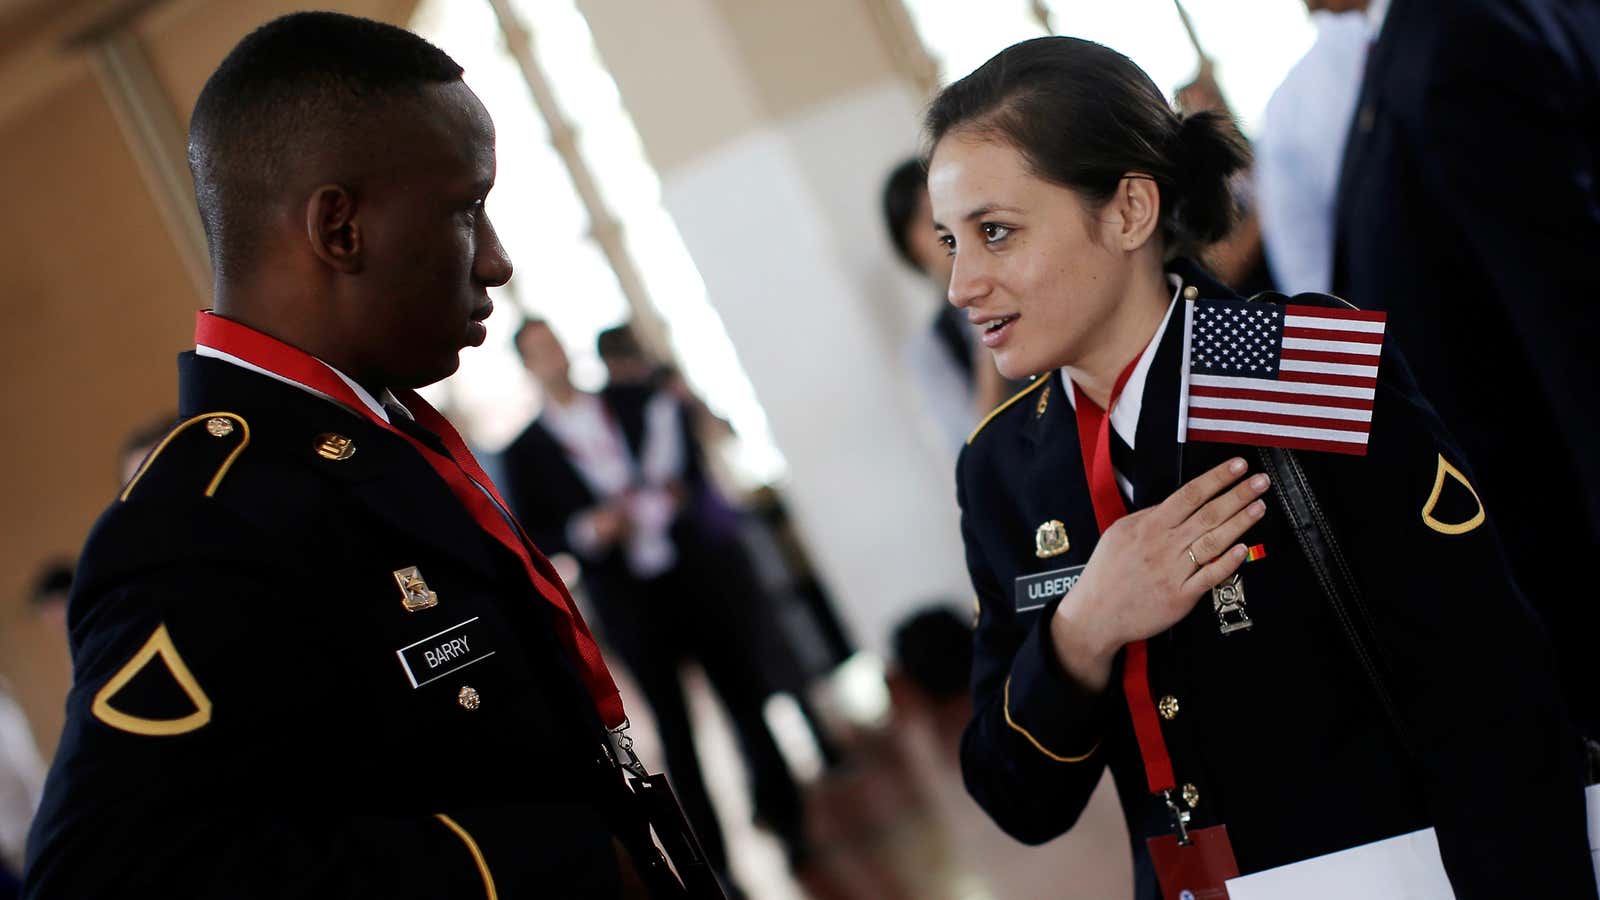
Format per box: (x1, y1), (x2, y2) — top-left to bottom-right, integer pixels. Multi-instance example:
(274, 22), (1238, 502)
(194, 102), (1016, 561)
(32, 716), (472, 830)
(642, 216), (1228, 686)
(1071, 354), (1241, 900)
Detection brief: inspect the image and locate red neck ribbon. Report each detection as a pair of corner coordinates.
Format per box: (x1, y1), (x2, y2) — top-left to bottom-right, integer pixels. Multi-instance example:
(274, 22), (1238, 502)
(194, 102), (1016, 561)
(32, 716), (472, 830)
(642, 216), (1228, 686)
(194, 312), (626, 728)
(1070, 358), (1177, 798)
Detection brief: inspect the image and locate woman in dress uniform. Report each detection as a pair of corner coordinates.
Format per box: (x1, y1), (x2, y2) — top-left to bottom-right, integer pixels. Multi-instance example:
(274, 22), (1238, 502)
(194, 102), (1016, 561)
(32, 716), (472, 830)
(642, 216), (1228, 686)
(930, 37), (1594, 900)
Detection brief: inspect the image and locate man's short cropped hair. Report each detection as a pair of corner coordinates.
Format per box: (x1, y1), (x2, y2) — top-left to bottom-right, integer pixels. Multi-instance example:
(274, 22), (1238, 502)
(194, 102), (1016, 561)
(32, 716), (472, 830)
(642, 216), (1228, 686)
(187, 12), (464, 276)
(596, 323), (645, 361)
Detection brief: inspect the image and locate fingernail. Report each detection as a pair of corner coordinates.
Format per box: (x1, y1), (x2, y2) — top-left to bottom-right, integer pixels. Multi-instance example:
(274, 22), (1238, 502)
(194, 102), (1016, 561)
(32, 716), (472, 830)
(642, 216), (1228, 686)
(1251, 474), (1269, 491)
(1232, 545), (1248, 559)
(1229, 458), (1246, 473)
(1250, 499), (1266, 517)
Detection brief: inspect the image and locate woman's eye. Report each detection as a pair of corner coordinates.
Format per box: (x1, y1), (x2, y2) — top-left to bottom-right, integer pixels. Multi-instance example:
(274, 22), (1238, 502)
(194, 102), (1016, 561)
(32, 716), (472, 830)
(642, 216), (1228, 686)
(938, 234), (956, 255)
(982, 223), (1013, 244)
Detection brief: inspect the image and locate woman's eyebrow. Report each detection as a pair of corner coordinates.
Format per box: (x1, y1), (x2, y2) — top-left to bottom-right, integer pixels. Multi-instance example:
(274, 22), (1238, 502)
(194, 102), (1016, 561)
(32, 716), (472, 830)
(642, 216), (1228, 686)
(933, 204), (1023, 231)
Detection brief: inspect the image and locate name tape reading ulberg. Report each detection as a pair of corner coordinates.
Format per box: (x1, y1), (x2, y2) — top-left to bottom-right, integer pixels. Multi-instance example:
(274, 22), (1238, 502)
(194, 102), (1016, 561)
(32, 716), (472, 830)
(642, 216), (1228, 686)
(395, 616), (496, 688)
(1015, 564), (1087, 613)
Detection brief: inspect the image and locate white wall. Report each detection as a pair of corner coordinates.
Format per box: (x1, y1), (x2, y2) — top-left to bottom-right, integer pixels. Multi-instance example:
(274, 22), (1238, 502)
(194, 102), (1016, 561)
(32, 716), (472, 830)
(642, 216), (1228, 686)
(581, 0), (973, 655)
(661, 87), (970, 654)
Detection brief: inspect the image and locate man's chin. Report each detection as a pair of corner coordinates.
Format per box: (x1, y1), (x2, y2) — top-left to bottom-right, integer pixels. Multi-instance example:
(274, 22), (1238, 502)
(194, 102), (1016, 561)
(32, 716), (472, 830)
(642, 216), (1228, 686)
(395, 355), (462, 392)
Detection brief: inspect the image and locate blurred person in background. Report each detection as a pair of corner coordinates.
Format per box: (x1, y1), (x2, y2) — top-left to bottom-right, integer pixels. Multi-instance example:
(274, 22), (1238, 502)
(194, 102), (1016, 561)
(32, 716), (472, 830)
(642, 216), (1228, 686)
(883, 158), (1013, 449)
(117, 413), (177, 488)
(1172, 63), (1273, 297)
(1333, 0), (1600, 738)
(25, 562), (71, 637)
(0, 567), (53, 898)
(1254, 0), (1369, 295)
(930, 35), (1592, 900)
(503, 319), (809, 884)
(595, 324), (847, 768)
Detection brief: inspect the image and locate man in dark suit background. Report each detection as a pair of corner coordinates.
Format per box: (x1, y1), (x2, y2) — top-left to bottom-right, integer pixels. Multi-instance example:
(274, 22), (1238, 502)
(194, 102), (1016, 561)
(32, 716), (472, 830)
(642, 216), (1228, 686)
(500, 319), (807, 884)
(1333, 0), (1600, 736)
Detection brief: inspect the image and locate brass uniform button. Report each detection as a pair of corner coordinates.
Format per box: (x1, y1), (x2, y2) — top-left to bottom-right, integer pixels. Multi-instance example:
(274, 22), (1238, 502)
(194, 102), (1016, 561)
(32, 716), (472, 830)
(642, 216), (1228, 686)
(1182, 783), (1200, 809)
(205, 417), (235, 437)
(457, 685), (481, 710)
(315, 433), (356, 461)
(1182, 285), (1199, 301)
(1158, 695), (1180, 721)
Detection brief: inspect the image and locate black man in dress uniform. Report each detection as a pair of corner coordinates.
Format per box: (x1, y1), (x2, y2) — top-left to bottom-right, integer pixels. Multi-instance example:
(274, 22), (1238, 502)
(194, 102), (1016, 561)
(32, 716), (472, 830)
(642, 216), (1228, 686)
(25, 13), (658, 898)
(958, 261), (1593, 899)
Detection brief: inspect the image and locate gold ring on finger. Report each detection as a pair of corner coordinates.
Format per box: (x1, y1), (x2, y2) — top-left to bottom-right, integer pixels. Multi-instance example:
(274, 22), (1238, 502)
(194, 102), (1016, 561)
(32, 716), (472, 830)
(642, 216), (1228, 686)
(1186, 547), (1201, 571)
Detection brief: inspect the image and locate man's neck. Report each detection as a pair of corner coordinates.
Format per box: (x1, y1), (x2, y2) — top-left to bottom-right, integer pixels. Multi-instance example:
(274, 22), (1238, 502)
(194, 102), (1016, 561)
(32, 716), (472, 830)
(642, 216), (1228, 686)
(541, 378), (581, 408)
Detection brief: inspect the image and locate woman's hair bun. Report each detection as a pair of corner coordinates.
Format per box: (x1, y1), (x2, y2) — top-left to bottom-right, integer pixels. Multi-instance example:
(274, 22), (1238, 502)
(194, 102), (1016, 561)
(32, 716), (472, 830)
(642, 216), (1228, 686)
(1169, 110), (1252, 249)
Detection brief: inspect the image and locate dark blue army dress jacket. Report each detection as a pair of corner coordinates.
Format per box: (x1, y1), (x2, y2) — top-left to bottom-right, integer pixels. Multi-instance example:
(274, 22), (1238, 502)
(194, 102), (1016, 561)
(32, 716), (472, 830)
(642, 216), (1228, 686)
(26, 354), (631, 898)
(956, 262), (1595, 900)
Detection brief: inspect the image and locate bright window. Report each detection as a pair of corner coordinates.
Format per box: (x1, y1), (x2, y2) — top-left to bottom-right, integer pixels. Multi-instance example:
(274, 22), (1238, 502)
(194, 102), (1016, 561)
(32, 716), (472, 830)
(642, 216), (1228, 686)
(900, 0), (1316, 135)
(411, 0), (786, 485)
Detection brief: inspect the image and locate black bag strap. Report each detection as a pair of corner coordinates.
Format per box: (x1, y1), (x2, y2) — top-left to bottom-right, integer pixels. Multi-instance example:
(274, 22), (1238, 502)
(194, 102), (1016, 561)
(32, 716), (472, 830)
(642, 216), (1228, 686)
(1257, 445), (1417, 762)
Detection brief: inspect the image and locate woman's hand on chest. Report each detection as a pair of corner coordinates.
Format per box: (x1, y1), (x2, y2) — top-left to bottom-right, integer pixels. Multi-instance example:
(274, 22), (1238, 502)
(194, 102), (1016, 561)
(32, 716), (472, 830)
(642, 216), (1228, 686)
(1049, 457), (1270, 692)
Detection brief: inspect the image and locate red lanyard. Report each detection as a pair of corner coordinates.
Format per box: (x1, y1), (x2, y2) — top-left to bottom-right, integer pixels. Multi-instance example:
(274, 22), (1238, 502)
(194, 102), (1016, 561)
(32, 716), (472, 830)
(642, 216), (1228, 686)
(1070, 358), (1177, 798)
(194, 312), (626, 728)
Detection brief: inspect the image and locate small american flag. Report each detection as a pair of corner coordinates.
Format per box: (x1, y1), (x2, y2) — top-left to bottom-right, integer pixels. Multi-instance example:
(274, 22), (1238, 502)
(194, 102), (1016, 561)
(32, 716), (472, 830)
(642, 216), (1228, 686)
(1178, 298), (1388, 456)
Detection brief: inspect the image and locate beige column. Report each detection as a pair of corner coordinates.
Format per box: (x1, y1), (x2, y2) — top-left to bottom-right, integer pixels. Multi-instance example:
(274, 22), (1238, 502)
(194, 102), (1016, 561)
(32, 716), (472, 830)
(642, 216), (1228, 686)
(576, 0), (970, 656)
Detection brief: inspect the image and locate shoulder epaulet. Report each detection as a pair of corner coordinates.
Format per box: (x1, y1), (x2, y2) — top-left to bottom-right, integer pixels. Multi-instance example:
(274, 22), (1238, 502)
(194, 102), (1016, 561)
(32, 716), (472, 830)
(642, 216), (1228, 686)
(966, 378), (1049, 445)
(120, 412), (251, 502)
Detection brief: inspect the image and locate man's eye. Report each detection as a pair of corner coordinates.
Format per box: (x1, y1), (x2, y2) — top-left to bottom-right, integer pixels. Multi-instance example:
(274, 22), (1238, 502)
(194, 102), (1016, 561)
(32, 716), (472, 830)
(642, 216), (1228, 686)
(982, 223), (1013, 243)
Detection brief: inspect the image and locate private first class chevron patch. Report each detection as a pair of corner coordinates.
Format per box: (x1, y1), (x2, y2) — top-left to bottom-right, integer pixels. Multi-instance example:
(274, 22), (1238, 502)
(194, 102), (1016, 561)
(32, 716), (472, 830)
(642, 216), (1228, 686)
(91, 624), (213, 737)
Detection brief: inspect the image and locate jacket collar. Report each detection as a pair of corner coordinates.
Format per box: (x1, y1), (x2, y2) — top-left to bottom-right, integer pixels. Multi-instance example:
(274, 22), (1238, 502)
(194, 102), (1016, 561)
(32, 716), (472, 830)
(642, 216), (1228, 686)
(1019, 259), (1240, 510)
(178, 352), (507, 580)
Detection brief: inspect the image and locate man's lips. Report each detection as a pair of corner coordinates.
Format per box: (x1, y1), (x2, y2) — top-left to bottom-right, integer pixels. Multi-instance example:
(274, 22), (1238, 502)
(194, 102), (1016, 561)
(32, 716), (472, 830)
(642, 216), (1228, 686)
(465, 301), (493, 347)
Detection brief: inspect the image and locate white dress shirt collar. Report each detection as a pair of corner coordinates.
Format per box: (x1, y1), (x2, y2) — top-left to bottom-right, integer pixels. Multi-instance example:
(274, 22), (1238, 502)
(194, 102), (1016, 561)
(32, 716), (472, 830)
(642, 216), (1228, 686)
(1062, 273), (1184, 451)
(195, 345), (407, 423)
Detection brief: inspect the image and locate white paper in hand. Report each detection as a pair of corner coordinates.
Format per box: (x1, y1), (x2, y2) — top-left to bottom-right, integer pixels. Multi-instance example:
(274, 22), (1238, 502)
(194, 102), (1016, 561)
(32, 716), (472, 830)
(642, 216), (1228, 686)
(1225, 784), (1600, 900)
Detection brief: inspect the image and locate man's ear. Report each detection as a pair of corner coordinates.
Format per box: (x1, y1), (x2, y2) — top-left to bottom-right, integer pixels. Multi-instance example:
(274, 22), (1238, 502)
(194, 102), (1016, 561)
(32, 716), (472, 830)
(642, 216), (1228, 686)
(304, 184), (363, 274)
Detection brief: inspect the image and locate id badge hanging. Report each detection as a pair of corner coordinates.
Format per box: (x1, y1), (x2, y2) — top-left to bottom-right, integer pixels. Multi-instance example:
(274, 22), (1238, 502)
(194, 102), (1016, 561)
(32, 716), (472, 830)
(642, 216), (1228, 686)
(607, 723), (728, 900)
(1070, 354), (1242, 898)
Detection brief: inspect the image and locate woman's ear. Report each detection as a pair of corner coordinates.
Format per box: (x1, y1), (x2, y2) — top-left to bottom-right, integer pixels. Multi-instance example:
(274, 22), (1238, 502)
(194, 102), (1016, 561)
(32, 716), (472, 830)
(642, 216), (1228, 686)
(1109, 173), (1162, 251)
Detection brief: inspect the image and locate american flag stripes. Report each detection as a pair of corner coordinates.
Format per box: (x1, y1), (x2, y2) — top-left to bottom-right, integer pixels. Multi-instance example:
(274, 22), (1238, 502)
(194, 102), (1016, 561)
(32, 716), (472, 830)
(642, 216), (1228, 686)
(1178, 298), (1388, 456)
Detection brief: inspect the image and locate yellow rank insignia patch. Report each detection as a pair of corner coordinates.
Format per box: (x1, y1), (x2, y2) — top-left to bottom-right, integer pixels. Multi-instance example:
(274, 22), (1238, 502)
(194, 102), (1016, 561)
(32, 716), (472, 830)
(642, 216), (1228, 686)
(1035, 520), (1070, 558)
(1421, 454), (1486, 535)
(91, 624), (212, 736)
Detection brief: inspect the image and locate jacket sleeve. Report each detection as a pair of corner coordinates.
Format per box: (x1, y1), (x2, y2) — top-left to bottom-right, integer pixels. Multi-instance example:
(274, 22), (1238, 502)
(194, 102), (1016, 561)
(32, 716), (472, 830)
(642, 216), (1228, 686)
(25, 512), (619, 900)
(499, 434), (582, 558)
(1409, 1), (1600, 533)
(1310, 346), (1595, 900)
(955, 444), (1115, 845)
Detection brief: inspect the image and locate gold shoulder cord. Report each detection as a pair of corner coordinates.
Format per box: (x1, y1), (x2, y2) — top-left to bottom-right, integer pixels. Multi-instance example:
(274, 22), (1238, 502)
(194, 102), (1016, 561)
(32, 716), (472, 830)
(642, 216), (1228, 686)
(120, 412), (250, 502)
(967, 378), (1050, 445)
(435, 814), (499, 899)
